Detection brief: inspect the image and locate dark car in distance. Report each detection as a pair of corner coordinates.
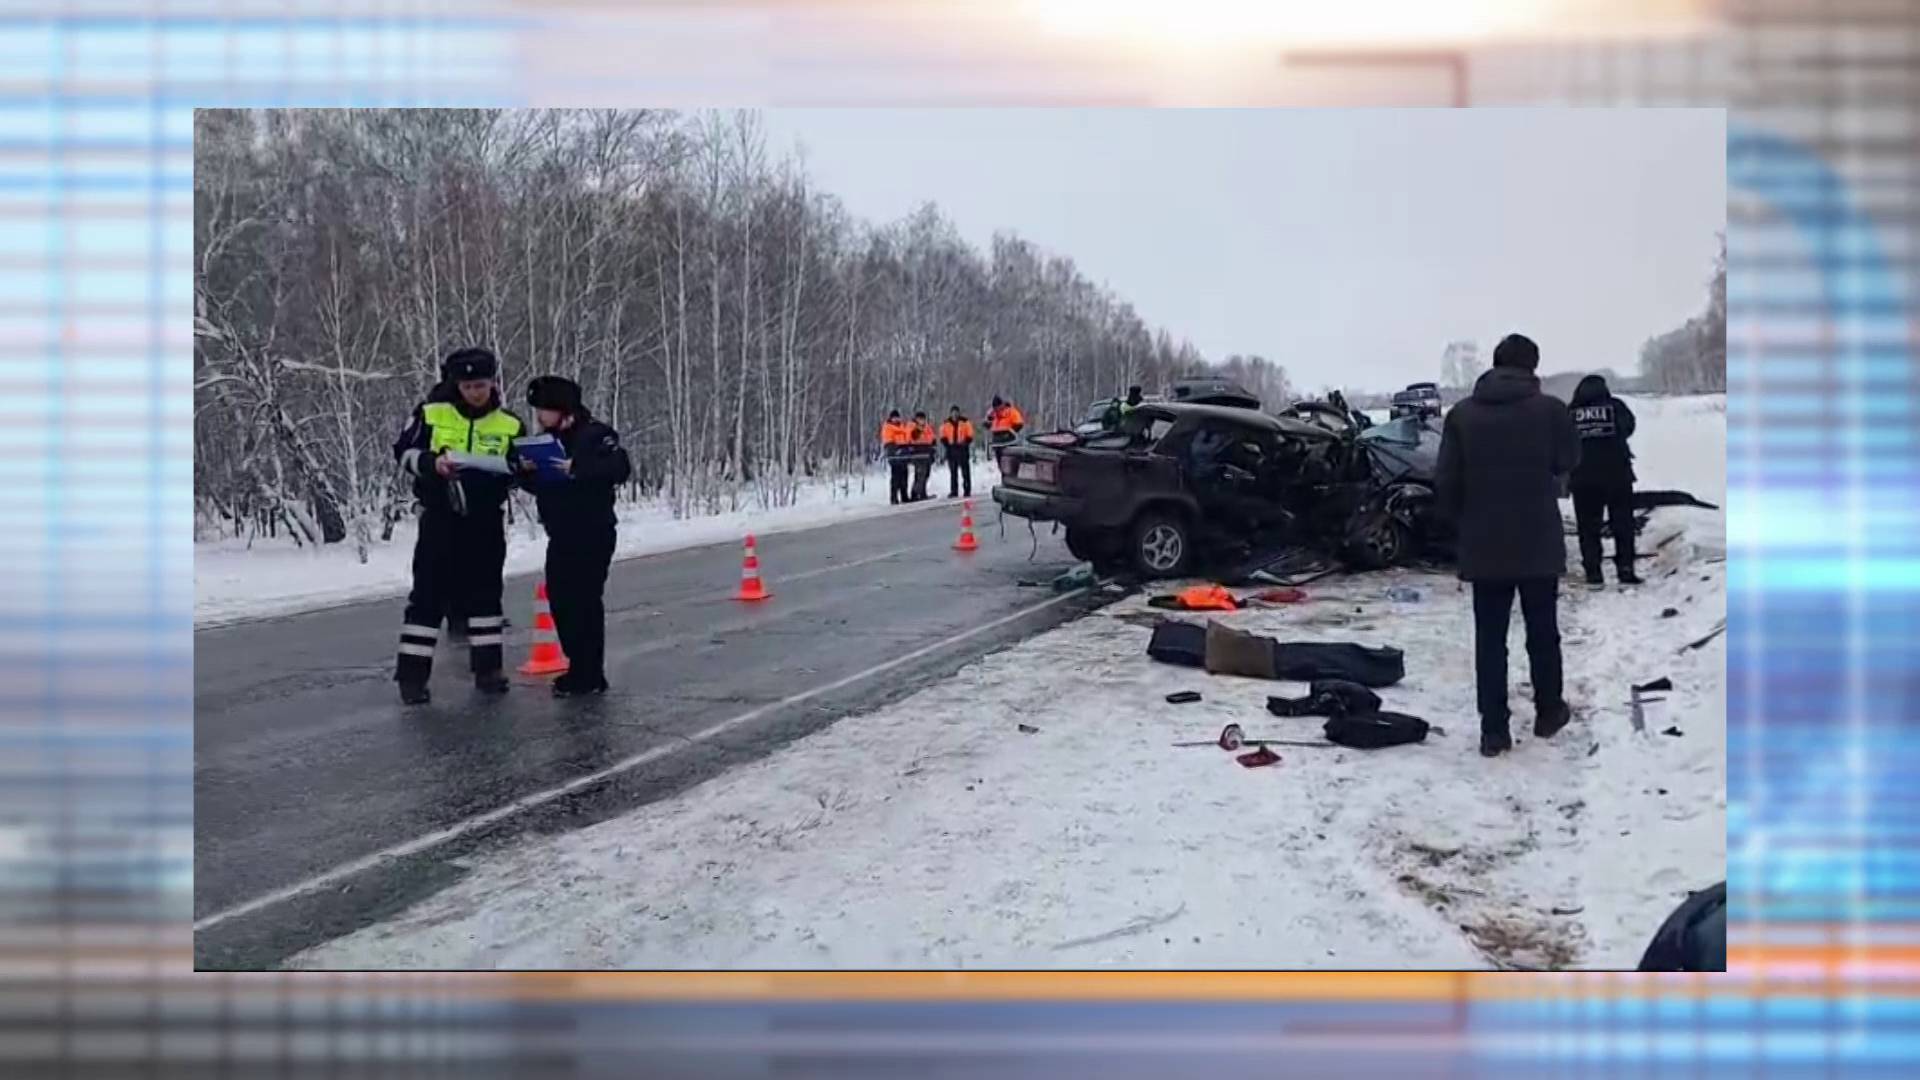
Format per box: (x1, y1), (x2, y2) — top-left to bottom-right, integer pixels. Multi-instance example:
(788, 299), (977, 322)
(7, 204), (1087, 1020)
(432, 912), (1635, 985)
(992, 401), (1445, 578)
(1389, 381), (1444, 420)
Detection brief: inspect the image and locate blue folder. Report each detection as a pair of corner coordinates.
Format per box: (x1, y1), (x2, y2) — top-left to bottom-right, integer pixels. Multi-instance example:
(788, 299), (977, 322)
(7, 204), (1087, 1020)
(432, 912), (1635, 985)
(513, 434), (571, 484)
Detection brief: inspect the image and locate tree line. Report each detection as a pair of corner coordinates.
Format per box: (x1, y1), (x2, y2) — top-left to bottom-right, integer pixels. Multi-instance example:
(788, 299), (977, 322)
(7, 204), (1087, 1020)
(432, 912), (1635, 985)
(193, 109), (1231, 553)
(1639, 234), (1727, 394)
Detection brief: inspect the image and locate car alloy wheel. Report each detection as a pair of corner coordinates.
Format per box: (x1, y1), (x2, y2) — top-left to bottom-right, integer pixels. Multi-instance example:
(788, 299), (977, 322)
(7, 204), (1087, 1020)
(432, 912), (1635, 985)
(1141, 523), (1185, 573)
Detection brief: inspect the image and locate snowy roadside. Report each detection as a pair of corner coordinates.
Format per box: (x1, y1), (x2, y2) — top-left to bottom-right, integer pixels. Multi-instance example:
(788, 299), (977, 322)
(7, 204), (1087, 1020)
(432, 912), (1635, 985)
(195, 464), (996, 627)
(290, 396), (1725, 971)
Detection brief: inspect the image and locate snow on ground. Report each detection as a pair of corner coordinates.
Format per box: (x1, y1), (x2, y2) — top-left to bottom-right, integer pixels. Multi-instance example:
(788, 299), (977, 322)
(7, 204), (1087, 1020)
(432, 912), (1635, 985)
(290, 397), (1724, 971)
(196, 464), (997, 626)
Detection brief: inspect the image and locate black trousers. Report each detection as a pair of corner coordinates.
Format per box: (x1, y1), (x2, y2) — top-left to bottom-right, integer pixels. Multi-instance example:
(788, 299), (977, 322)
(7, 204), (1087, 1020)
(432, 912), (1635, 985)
(1572, 483), (1636, 575)
(396, 510), (507, 684)
(947, 454), (972, 497)
(547, 525), (615, 685)
(1470, 578), (1563, 735)
(889, 459), (910, 504)
(911, 458), (932, 501)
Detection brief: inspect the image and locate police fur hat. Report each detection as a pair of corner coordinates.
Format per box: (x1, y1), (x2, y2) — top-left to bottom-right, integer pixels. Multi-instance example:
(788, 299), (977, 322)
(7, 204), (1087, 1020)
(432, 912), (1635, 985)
(526, 374), (583, 413)
(442, 347), (498, 382)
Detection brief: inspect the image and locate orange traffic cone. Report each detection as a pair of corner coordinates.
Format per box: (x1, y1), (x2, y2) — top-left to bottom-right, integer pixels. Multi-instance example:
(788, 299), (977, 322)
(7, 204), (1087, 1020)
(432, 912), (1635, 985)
(517, 580), (570, 675)
(953, 500), (980, 552)
(735, 534), (772, 602)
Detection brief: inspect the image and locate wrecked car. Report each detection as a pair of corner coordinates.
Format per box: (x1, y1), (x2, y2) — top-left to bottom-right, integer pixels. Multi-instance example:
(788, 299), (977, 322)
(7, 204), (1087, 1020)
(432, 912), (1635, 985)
(1073, 378), (1258, 436)
(992, 401), (1448, 579)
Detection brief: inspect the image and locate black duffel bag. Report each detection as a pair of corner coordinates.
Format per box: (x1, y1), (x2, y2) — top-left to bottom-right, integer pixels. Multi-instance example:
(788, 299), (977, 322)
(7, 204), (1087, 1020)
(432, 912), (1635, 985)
(1323, 710), (1429, 749)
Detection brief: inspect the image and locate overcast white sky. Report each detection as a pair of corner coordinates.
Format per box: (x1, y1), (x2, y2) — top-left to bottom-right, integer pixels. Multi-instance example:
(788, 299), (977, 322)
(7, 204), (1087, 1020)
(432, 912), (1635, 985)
(757, 108), (1725, 392)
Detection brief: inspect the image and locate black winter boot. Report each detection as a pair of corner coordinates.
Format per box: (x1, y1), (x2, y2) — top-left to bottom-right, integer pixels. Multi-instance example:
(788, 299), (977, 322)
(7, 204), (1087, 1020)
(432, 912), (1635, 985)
(474, 671), (511, 695)
(554, 675), (608, 698)
(399, 682), (431, 706)
(1535, 701), (1572, 739)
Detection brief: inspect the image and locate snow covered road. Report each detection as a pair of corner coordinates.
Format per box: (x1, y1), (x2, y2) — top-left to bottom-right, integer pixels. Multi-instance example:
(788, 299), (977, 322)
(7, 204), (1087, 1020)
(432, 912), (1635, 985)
(289, 397), (1726, 970)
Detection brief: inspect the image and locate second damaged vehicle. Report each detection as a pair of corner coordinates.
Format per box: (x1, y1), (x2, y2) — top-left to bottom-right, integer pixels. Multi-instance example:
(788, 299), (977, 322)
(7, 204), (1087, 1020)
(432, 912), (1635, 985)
(992, 401), (1449, 579)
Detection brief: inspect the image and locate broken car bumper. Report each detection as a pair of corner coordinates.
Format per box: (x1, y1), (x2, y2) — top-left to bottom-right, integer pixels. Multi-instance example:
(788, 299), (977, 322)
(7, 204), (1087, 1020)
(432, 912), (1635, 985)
(991, 486), (1082, 522)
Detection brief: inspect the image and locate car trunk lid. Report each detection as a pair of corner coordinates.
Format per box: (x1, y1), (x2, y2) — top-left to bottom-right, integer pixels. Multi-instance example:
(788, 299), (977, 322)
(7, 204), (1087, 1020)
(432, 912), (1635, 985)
(999, 442), (1068, 492)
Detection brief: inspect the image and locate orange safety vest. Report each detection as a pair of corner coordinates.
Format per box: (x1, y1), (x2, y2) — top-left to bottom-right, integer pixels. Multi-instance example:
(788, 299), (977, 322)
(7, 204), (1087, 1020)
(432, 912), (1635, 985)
(1176, 584), (1239, 611)
(940, 418), (975, 444)
(908, 421), (936, 446)
(990, 403), (1025, 434)
(880, 419), (911, 446)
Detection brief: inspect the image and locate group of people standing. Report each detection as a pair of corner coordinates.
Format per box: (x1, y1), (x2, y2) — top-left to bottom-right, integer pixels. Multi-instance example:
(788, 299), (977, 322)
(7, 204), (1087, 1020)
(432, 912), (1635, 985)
(389, 347), (630, 706)
(879, 396), (1025, 505)
(1436, 333), (1641, 758)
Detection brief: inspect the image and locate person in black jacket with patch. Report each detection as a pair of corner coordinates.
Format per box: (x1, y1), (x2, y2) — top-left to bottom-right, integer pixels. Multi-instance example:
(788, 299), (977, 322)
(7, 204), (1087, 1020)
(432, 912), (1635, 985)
(1435, 333), (1581, 757)
(519, 375), (632, 697)
(1568, 373), (1641, 588)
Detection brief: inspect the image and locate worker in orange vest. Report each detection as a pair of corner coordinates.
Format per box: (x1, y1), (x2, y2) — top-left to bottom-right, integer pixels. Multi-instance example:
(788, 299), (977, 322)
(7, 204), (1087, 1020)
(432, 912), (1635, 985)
(987, 395), (1025, 471)
(939, 405), (975, 498)
(907, 410), (938, 502)
(880, 410), (912, 505)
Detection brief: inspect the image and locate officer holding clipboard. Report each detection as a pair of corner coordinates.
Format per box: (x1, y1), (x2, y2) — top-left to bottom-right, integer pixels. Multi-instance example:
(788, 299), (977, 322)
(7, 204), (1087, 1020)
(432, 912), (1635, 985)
(518, 375), (632, 697)
(390, 347), (524, 704)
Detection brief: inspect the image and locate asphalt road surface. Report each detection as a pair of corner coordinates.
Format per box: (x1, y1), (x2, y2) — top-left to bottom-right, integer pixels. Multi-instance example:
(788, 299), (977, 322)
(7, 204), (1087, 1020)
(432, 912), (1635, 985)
(194, 499), (1101, 969)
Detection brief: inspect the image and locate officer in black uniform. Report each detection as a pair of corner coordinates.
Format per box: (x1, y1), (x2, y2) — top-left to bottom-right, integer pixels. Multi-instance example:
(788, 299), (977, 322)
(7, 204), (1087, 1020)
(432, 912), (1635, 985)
(422, 357), (468, 642)
(1567, 373), (1641, 587)
(520, 375), (631, 697)
(391, 347), (525, 705)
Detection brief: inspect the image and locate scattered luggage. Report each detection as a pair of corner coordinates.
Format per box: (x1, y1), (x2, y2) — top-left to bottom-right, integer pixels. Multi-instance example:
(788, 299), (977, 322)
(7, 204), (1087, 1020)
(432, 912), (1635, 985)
(1271, 642), (1405, 688)
(1267, 680), (1383, 718)
(1323, 711), (1430, 749)
(1204, 620), (1279, 679)
(1147, 618), (1406, 689)
(1147, 620), (1207, 668)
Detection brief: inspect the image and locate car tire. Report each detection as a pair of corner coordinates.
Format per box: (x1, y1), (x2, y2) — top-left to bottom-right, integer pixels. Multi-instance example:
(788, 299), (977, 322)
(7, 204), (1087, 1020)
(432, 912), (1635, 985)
(1129, 511), (1194, 579)
(1064, 526), (1104, 564)
(1345, 510), (1410, 570)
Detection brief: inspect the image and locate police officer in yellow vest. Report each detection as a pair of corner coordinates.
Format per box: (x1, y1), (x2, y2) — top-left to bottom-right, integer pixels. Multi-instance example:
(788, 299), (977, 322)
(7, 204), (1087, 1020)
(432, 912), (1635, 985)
(391, 347), (525, 705)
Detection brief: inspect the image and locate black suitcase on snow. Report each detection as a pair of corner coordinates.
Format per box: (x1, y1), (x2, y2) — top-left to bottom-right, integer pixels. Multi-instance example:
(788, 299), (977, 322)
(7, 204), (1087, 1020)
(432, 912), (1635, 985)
(1147, 620), (1207, 668)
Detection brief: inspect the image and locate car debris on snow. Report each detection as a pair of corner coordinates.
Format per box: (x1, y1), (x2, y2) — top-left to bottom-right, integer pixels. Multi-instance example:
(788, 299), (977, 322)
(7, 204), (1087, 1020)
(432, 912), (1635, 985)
(1050, 902), (1189, 952)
